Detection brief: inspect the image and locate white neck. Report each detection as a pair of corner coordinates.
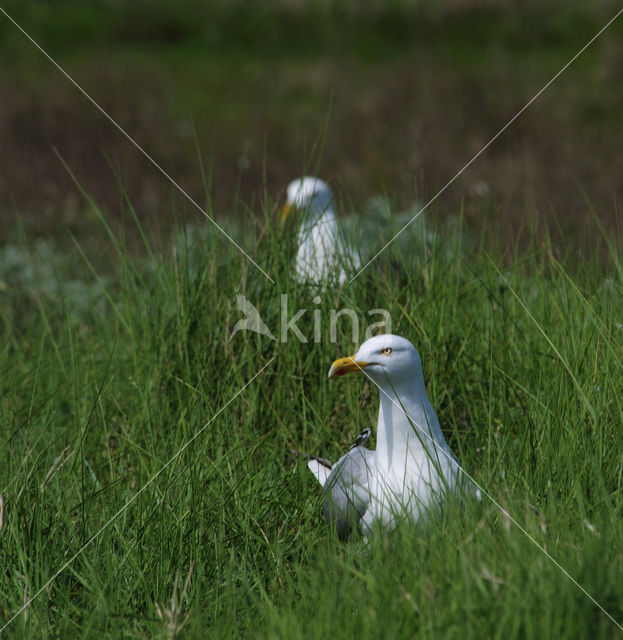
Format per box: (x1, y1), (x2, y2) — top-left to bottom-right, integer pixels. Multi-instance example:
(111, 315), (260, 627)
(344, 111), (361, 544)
(299, 204), (334, 231)
(375, 378), (450, 474)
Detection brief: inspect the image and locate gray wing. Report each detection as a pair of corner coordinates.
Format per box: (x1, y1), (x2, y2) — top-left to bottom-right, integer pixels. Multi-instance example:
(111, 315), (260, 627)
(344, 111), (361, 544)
(322, 429), (375, 540)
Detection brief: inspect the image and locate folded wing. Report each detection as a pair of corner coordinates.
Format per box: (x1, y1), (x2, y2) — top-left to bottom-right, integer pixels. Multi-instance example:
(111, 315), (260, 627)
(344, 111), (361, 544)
(318, 429), (376, 540)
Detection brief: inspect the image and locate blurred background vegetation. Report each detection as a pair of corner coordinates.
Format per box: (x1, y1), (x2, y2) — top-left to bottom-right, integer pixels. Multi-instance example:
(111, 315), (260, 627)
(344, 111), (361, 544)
(0, 0), (622, 253)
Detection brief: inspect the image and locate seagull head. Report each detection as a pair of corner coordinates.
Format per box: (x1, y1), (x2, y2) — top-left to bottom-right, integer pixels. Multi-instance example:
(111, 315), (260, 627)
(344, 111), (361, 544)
(328, 334), (424, 388)
(282, 177), (333, 223)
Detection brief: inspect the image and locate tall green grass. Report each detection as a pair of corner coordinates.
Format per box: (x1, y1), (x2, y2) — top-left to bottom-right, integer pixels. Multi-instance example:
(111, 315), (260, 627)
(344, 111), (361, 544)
(1, 200), (622, 638)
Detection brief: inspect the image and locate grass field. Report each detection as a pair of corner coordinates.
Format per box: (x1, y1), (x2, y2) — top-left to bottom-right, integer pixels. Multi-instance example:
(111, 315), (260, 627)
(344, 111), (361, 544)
(1, 198), (623, 637)
(1, 1), (623, 637)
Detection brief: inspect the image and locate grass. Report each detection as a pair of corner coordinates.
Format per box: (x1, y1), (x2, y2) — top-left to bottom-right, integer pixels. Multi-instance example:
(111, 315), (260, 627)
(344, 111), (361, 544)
(1, 189), (623, 638)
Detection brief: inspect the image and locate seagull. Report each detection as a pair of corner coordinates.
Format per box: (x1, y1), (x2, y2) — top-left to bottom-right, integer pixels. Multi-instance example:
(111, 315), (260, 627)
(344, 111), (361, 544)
(307, 334), (475, 539)
(282, 177), (360, 285)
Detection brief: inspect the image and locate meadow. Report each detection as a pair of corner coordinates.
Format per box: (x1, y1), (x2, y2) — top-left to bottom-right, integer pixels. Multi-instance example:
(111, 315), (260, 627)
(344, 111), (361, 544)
(2, 0), (623, 637)
(1, 200), (622, 637)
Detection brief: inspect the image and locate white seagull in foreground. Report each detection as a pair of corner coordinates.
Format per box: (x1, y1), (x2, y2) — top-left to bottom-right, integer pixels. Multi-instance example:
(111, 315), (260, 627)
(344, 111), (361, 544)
(307, 334), (476, 539)
(282, 177), (360, 285)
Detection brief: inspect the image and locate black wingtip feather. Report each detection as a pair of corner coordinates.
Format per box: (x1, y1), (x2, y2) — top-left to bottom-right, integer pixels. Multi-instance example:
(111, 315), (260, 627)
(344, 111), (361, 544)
(350, 428), (372, 450)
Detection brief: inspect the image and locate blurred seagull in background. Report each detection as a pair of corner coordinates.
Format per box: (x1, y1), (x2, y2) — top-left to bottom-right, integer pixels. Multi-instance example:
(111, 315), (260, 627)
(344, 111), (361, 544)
(282, 177), (360, 285)
(306, 334), (478, 539)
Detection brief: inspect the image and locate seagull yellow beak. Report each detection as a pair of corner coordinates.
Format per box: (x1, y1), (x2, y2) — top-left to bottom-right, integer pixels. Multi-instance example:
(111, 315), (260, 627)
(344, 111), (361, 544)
(328, 355), (370, 378)
(280, 202), (292, 224)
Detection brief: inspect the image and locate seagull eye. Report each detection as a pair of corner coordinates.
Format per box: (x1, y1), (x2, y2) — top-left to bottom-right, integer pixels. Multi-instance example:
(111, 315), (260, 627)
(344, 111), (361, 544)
(381, 347), (393, 356)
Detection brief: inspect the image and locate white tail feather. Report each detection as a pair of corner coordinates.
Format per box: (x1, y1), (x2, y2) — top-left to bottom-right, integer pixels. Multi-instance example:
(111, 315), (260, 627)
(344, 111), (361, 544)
(307, 458), (332, 486)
